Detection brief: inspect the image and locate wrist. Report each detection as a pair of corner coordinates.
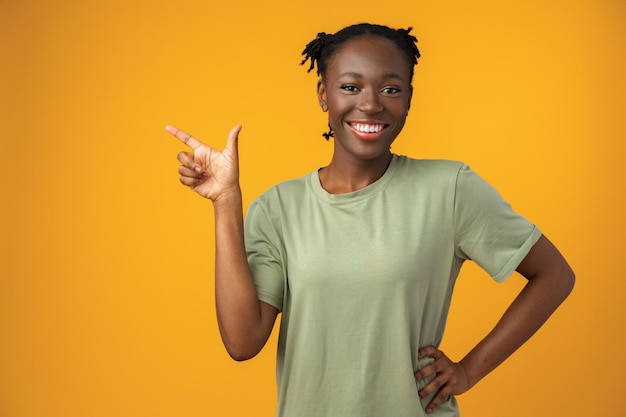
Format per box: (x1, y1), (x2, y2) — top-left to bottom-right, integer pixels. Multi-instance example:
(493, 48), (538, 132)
(457, 360), (473, 390)
(213, 187), (243, 209)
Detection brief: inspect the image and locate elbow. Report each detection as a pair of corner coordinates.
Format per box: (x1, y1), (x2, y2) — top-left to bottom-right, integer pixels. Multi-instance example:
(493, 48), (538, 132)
(222, 336), (264, 362)
(550, 262), (575, 305)
(225, 345), (261, 362)
(216, 302), (277, 361)
(562, 265), (576, 300)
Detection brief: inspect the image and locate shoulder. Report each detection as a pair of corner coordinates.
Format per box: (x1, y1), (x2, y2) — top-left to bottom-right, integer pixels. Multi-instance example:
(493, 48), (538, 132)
(392, 155), (467, 185)
(394, 154), (464, 173)
(248, 172), (312, 211)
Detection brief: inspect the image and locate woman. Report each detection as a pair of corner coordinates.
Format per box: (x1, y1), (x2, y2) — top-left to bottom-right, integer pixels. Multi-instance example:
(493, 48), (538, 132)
(165, 23), (574, 417)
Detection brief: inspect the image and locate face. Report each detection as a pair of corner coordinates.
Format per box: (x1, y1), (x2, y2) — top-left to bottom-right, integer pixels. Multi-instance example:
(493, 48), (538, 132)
(317, 35), (413, 164)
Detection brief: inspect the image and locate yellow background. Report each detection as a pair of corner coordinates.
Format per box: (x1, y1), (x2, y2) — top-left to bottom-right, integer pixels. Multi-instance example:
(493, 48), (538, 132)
(1, 0), (624, 416)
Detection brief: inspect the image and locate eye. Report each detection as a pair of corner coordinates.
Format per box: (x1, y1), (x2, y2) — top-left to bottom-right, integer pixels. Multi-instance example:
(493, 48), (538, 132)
(381, 86), (401, 94)
(339, 84), (359, 93)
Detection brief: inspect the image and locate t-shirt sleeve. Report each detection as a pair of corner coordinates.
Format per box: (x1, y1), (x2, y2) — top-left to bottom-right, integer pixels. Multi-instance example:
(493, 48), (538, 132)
(244, 198), (285, 311)
(453, 164), (542, 282)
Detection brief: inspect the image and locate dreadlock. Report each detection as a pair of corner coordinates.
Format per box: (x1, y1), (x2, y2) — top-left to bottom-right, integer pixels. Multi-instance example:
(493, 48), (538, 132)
(301, 23), (421, 81)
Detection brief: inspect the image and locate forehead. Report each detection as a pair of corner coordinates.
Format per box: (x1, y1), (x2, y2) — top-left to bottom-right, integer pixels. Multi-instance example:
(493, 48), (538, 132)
(326, 35), (411, 79)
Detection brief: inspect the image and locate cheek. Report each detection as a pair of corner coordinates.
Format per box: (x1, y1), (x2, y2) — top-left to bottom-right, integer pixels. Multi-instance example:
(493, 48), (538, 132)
(326, 98), (352, 121)
(390, 100), (410, 117)
(327, 94), (349, 109)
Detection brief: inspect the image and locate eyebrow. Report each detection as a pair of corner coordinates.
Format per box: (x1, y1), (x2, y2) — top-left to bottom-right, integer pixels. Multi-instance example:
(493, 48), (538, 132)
(339, 71), (406, 82)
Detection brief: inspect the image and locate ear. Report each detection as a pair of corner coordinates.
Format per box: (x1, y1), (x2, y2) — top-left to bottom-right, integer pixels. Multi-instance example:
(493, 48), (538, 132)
(317, 79), (328, 111)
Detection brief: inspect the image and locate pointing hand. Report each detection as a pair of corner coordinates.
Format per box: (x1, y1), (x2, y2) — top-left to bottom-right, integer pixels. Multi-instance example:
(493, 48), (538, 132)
(165, 124), (243, 202)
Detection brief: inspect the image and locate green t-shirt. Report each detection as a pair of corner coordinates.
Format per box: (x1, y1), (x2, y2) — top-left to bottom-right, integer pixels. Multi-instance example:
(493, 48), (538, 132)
(244, 155), (541, 417)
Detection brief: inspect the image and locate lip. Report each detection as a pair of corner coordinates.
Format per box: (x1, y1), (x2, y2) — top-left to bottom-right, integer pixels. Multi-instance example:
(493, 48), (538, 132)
(347, 121), (389, 141)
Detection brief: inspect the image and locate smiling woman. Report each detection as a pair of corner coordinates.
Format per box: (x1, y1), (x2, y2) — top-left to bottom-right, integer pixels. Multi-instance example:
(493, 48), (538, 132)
(165, 22), (574, 417)
(314, 34), (413, 193)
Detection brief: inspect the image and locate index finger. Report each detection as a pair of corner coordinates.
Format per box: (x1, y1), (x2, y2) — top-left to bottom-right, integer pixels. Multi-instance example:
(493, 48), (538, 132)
(165, 125), (204, 150)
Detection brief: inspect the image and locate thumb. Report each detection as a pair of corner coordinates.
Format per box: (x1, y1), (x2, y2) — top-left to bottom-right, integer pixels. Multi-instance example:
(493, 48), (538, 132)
(225, 124), (242, 155)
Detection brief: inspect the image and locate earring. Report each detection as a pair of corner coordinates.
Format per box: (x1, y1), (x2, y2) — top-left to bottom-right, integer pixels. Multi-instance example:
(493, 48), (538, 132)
(321, 104), (328, 112)
(322, 123), (334, 140)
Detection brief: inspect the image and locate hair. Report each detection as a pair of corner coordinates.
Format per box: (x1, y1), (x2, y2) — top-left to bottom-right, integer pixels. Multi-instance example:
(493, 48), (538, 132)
(300, 23), (421, 81)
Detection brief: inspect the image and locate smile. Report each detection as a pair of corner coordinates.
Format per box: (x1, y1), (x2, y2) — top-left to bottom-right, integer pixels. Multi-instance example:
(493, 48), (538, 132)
(349, 123), (386, 133)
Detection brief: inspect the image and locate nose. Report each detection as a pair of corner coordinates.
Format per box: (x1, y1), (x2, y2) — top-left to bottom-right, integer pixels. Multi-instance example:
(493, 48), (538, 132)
(357, 89), (383, 114)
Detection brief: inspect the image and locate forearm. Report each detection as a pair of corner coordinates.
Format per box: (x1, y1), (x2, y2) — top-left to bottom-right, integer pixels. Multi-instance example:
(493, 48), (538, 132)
(212, 190), (271, 360)
(460, 265), (574, 387)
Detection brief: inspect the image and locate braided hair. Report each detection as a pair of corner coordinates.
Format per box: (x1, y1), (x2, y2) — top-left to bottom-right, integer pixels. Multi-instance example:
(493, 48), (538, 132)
(301, 23), (421, 81)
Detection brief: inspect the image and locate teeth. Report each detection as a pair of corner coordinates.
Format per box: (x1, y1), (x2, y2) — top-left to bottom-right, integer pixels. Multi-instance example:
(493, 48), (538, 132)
(353, 123), (384, 133)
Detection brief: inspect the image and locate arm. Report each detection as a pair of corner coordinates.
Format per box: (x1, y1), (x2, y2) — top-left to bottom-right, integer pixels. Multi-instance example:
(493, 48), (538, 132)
(212, 191), (279, 361)
(165, 125), (278, 361)
(415, 234), (575, 413)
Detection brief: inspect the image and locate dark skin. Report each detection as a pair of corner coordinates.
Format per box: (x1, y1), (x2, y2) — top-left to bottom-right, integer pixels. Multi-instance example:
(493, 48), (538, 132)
(414, 235), (574, 413)
(316, 36), (411, 193)
(166, 34), (575, 414)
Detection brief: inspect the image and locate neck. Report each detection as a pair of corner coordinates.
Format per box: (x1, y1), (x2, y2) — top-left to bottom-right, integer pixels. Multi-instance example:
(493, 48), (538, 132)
(319, 152), (393, 194)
